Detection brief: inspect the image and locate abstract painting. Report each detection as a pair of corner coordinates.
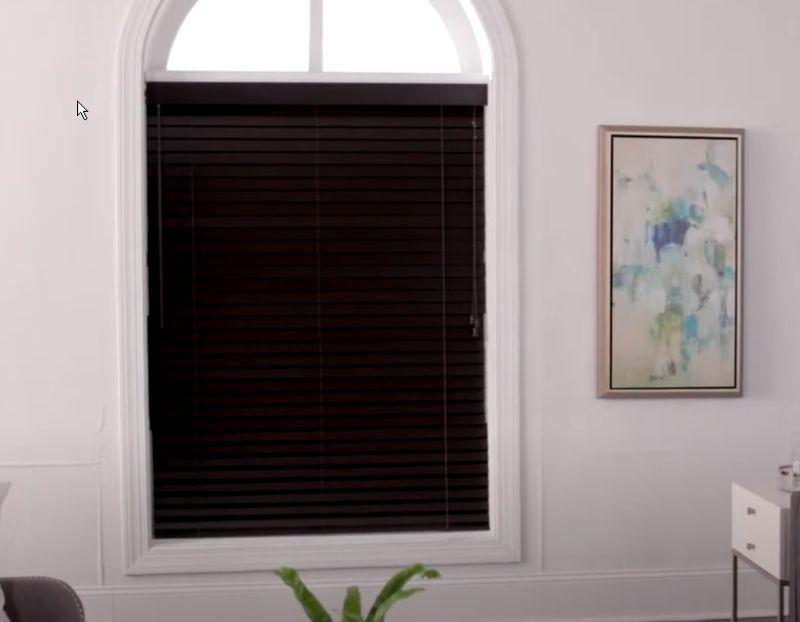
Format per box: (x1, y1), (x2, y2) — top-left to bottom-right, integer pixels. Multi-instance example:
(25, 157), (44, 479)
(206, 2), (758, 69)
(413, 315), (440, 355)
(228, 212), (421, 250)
(597, 127), (743, 397)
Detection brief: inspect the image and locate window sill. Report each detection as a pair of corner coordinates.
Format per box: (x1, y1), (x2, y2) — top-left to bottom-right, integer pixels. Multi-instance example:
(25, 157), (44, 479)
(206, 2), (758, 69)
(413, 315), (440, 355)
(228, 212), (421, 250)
(127, 529), (519, 574)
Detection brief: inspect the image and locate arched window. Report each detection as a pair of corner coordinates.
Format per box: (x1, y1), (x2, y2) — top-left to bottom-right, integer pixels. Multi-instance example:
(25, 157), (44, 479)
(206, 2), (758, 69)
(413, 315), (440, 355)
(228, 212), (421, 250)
(119, 0), (519, 575)
(147, 0), (490, 78)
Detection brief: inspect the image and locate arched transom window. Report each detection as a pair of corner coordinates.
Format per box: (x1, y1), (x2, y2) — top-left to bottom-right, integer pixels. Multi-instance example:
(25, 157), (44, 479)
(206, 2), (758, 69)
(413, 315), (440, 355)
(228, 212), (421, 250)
(147, 0), (491, 78)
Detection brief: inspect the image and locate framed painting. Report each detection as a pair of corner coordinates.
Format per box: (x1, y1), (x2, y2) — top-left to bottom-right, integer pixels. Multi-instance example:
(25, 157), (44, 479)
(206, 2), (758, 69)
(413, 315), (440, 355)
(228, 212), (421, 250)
(597, 126), (744, 397)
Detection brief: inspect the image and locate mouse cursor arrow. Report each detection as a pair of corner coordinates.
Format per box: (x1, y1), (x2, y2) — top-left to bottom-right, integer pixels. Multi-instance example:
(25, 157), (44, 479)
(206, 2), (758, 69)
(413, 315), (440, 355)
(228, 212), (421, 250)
(77, 101), (88, 120)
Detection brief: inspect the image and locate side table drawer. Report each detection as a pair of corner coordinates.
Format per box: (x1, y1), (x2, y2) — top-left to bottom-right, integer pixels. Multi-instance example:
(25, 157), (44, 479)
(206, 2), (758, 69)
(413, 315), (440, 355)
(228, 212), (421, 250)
(732, 483), (787, 579)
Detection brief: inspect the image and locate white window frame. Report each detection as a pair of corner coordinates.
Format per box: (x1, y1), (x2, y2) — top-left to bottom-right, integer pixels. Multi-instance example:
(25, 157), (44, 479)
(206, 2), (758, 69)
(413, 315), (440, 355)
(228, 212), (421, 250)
(116, 0), (520, 575)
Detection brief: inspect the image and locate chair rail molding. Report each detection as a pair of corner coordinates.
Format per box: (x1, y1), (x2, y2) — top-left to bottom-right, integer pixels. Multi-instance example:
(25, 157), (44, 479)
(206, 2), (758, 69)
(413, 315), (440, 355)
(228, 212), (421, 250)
(75, 565), (772, 622)
(115, 0), (521, 574)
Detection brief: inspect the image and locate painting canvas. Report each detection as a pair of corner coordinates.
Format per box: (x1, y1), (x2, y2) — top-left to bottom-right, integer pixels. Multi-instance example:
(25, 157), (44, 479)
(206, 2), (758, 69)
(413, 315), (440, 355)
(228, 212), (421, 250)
(597, 127), (743, 397)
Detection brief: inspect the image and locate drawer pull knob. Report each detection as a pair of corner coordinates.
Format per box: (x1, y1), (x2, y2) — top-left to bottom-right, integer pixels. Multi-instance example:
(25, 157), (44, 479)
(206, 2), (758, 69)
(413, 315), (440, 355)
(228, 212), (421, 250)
(747, 507), (756, 515)
(746, 543), (756, 551)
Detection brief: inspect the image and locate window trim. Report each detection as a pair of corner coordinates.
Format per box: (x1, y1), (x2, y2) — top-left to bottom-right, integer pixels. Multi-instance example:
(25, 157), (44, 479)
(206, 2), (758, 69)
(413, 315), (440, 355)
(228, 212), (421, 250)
(117, 0), (520, 574)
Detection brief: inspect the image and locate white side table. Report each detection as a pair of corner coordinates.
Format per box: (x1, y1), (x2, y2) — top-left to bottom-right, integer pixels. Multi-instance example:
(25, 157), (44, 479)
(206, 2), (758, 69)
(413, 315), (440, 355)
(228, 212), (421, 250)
(731, 481), (791, 622)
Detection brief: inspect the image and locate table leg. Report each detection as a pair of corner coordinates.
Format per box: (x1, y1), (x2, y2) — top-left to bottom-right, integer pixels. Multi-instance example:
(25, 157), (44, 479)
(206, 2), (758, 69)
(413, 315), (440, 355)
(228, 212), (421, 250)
(779, 582), (785, 622)
(732, 553), (738, 622)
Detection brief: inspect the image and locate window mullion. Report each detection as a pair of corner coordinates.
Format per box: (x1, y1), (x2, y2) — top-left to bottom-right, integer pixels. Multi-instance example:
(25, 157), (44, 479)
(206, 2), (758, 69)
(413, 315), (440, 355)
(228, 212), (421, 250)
(309, 0), (323, 71)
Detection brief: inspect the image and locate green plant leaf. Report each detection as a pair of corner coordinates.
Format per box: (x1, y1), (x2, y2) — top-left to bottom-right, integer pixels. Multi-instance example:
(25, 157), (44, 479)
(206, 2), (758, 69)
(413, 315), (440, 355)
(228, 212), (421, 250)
(371, 588), (426, 622)
(275, 567), (333, 622)
(365, 564), (440, 622)
(341, 586), (363, 622)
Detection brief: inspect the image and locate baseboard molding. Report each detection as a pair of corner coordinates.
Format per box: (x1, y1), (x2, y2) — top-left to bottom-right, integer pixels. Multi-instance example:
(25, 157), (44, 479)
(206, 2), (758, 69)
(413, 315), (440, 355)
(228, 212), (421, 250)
(74, 565), (780, 622)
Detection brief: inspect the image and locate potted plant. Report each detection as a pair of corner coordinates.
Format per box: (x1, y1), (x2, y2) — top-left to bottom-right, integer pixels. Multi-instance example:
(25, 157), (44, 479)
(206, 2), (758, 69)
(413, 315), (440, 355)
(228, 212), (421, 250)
(275, 564), (441, 622)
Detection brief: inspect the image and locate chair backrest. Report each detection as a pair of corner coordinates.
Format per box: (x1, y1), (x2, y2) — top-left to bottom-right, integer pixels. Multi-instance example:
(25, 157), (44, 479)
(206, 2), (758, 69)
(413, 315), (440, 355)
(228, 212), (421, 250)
(0, 577), (84, 622)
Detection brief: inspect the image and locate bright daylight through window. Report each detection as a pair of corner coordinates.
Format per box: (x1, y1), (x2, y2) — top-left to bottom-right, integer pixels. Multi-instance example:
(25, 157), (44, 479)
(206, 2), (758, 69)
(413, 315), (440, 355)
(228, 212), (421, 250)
(167, 0), (311, 71)
(167, 0), (463, 73)
(322, 0), (460, 73)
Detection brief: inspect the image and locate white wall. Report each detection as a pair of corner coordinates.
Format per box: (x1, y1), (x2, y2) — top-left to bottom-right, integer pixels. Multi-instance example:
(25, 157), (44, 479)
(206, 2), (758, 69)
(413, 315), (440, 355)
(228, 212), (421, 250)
(1, 0), (799, 621)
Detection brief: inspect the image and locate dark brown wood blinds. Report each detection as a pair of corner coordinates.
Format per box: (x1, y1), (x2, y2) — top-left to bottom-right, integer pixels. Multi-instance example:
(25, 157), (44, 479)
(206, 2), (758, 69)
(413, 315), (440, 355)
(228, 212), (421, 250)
(146, 82), (488, 538)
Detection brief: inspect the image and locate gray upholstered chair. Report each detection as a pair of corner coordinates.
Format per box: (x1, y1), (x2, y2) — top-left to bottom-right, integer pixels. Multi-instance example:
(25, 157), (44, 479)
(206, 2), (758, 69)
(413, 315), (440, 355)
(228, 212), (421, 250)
(0, 577), (84, 622)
